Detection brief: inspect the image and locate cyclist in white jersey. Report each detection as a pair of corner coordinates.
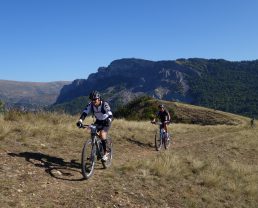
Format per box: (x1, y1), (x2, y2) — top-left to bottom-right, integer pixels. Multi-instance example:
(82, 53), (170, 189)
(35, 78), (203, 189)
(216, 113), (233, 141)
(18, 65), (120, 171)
(77, 91), (113, 161)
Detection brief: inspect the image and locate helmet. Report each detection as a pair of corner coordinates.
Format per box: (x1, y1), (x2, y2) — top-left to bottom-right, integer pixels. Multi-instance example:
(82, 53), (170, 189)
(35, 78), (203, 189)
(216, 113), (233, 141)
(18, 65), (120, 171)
(89, 90), (100, 100)
(159, 104), (165, 108)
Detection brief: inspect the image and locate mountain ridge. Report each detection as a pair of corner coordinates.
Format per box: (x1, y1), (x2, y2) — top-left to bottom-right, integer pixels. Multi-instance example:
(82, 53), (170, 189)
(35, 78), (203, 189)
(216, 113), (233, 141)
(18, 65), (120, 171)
(55, 58), (200, 104)
(0, 79), (71, 109)
(54, 58), (258, 117)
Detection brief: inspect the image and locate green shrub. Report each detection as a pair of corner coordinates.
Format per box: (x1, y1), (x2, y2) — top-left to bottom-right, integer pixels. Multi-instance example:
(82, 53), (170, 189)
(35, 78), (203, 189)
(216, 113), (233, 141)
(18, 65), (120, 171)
(0, 100), (5, 114)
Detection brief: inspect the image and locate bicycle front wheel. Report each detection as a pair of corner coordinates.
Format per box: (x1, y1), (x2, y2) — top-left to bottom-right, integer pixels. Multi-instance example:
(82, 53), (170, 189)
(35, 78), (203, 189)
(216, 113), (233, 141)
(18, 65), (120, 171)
(164, 133), (171, 149)
(155, 131), (162, 151)
(81, 140), (96, 179)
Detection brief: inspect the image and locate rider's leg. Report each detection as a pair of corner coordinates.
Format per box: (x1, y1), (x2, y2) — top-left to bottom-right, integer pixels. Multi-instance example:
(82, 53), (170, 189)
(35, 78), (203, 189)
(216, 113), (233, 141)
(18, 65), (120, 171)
(164, 123), (168, 133)
(164, 123), (169, 138)
(99, 130), (107, 154)
(100, 125), (111, 160)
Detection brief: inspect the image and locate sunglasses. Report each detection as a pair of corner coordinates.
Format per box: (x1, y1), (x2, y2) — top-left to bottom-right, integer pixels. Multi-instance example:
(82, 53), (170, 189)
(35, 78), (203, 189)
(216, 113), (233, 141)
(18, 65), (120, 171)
(92, 98), (99, 101)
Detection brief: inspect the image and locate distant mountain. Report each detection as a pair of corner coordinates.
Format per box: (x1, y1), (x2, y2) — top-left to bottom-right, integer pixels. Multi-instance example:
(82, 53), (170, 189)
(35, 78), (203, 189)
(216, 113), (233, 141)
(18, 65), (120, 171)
(53, 58), (258, 117)
(55, 58), (199, 106)
(0, 80), (71, 110)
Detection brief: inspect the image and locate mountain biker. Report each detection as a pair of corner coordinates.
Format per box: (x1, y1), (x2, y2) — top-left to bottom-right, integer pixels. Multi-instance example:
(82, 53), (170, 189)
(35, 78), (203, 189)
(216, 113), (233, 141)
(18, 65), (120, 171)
(151, 104), (171, 138)
(76, 90), (113, 161)
(250, 117), (255, 128)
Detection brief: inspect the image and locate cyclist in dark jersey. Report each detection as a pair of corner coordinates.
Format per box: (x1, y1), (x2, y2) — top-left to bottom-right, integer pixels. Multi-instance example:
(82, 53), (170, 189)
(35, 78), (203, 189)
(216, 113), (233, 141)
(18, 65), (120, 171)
(76, 90), (113, 161)
(251, 117), (255, 128)
(151, 104), (171, 138)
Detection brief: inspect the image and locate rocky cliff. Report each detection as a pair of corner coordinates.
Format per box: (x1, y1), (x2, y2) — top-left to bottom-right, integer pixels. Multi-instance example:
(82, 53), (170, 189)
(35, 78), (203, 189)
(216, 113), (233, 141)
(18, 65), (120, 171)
(54, 58), (258, 117)
(55, 58), (199, 105)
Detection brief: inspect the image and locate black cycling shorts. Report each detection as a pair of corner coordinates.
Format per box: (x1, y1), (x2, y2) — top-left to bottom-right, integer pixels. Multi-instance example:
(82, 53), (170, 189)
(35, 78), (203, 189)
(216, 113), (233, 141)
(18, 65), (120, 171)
(95, 120), (111, 132)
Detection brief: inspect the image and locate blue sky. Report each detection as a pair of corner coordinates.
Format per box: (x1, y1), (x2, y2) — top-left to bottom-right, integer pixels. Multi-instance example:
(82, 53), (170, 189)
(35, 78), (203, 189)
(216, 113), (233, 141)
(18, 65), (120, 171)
(0, 0), (258, 82)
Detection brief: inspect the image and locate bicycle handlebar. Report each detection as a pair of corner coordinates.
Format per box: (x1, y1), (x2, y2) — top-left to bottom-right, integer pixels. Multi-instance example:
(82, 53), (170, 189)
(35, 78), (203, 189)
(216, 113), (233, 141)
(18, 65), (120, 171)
(151, 121), (171, 125)
(80, 124), (96, 129)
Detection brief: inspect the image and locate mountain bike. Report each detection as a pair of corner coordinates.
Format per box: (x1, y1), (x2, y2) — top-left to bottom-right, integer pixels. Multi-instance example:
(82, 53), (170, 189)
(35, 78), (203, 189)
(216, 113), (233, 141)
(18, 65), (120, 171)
(80, 124), (113, 179)
(153, 122), (171, 151)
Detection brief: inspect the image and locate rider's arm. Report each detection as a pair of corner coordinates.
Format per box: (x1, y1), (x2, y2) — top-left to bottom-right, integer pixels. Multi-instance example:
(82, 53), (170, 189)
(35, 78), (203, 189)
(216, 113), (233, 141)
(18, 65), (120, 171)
(103, 102), (113, 120)
(151, 112), (159, 123)
(166, 110), (171, 122)
(79, 102), (92, 121)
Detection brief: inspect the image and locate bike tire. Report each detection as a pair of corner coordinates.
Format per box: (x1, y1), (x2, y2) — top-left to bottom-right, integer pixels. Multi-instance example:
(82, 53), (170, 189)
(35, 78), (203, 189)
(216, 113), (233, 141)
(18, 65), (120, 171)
(155, 131), (162, 151)
(101, 137), (113, 168)
(81, 140), (96, 179)
(164, 133), (171, 149)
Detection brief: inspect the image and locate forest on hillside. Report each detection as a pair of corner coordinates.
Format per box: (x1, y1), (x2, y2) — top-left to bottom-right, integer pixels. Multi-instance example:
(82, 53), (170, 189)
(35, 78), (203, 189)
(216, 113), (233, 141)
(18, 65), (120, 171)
(178, 59), (258, 118)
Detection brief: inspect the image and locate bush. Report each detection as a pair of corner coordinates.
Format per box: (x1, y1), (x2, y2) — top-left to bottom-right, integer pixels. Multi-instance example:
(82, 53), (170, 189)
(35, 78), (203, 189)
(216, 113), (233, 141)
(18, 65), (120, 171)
(0, 100), (5, 114)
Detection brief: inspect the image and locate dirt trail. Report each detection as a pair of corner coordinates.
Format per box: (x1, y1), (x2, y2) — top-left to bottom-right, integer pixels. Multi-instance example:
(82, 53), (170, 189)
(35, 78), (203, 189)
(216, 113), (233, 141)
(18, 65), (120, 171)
(0, 129), (158, 207)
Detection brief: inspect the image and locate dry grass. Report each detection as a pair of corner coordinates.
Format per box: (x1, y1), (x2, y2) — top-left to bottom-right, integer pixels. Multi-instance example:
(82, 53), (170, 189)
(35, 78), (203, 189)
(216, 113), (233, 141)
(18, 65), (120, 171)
(0, 110), (258, 208)
(113, 115), (258, 207)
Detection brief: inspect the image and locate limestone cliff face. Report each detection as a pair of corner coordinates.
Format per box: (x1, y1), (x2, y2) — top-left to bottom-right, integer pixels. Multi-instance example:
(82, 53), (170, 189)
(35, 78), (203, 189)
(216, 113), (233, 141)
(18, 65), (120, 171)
(53, 58), (258, 117)
(56, 58), (198, 105)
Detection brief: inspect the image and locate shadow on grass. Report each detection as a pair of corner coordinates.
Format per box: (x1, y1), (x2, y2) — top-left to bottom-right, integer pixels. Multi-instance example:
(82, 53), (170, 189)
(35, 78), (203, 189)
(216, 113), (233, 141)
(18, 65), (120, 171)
(8, 152), (85, 181)
(126, 137), (154, 149)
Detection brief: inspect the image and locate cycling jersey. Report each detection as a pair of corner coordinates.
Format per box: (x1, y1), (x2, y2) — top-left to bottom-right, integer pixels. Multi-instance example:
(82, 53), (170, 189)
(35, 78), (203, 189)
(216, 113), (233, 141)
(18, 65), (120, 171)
(157, 109), (171, 123)
(80, 101), (113, 121)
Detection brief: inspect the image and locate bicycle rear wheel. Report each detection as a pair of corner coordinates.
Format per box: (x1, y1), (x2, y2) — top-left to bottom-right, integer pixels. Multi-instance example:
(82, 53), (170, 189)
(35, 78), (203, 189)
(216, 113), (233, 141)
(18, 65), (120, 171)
(155, 131), (162, 151)
(81, 140), (96, 179)
(101, 137), (113, 168)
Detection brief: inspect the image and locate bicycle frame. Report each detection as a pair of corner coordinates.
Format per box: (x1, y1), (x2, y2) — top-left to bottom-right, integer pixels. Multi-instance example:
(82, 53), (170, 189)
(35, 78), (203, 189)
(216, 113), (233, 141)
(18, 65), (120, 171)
(87, 124), (104, 159)
(153, 122), (171, 151)
(159, 127), (166, 140)
(81, 124), (112, 179)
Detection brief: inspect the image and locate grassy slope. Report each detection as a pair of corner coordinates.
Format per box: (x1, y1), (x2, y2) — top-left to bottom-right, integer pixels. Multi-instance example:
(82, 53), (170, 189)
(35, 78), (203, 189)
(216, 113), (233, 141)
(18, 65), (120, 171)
(0, 105), (257, 208)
